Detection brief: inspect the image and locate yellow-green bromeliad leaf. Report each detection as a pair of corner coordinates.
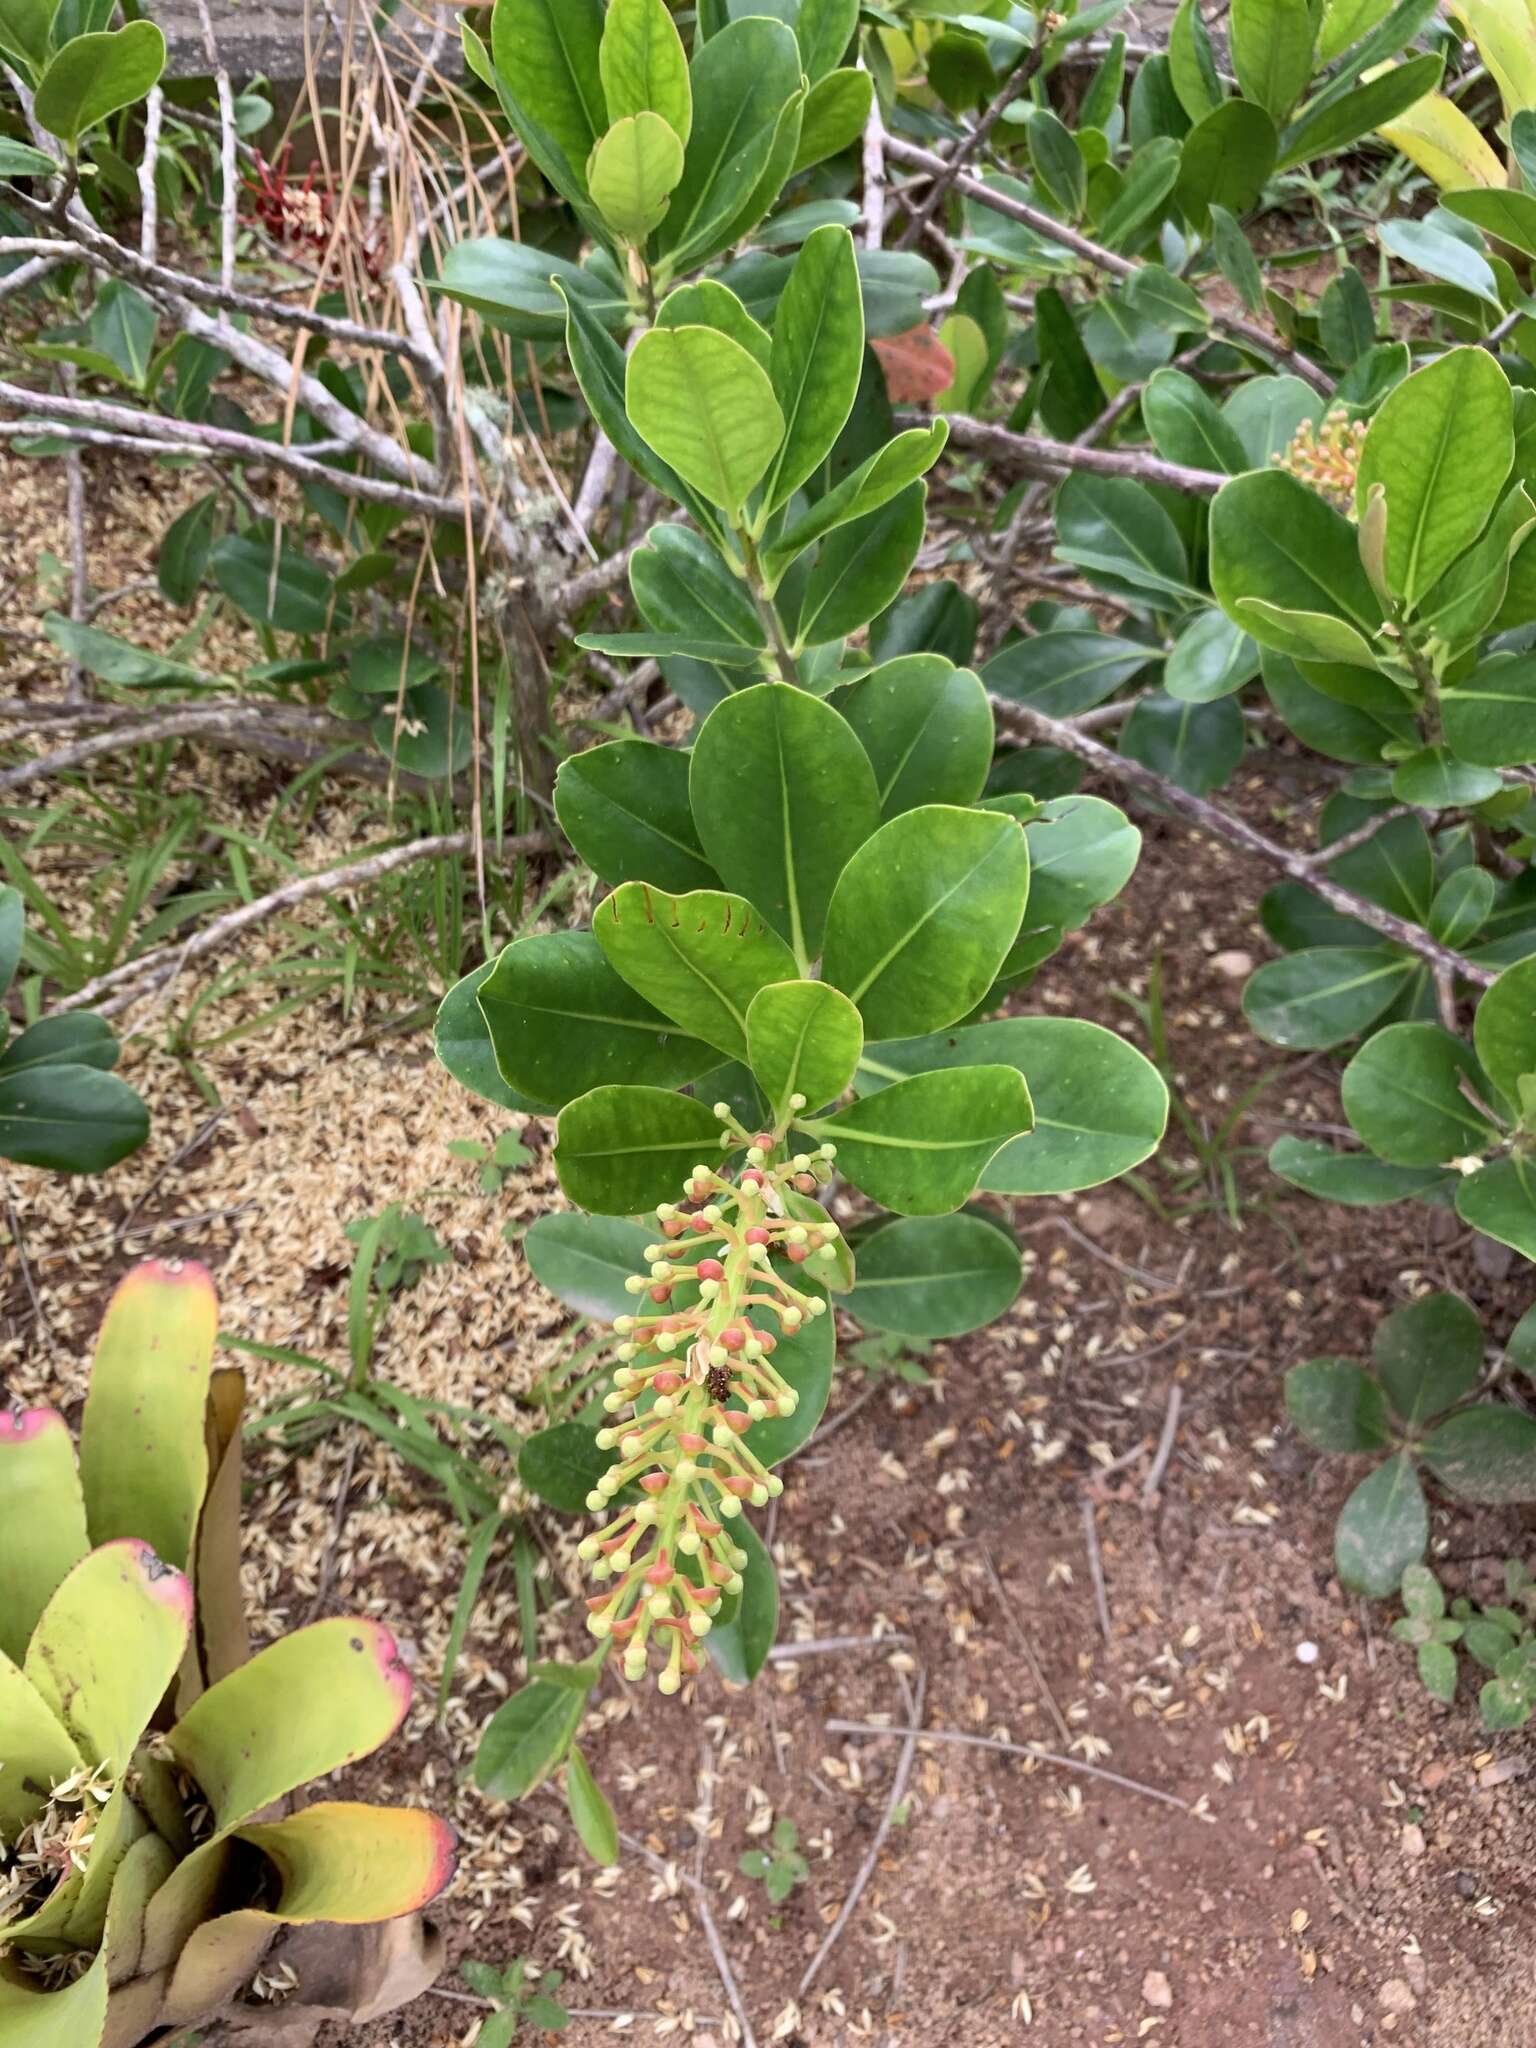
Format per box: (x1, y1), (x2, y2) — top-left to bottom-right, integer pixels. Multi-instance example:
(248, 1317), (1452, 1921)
(0, 1409), (87, 1666)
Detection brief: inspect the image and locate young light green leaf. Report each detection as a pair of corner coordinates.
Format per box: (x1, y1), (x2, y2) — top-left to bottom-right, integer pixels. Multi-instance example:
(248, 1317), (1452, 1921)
(600, 0), (692, 143)
(745, 979), (863, 1115)
(626, 325), (785, 517)
(1355, 346), (1513, 610)
(475, 1677), (584, 1799)
(35, 21), (166, 147)
(587, 110), (685, 241)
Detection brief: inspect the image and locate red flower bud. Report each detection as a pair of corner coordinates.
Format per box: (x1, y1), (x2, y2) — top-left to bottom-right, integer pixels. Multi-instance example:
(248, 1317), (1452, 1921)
(787, 1244), (807, 1263)
(744, 1226), (770, 1245)
(720, 1326), (746, 1352)
(794, 1173), (817, 1192)
(649, 1283), (672, 1302)
(698, 1258), (725, 1281)
(641, 1473), (668, 1495)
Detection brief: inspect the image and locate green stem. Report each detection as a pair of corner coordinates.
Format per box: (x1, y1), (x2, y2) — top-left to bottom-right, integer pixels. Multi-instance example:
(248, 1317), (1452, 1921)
(739, 531), (802, 687)
(1398, 631), (1443, 745)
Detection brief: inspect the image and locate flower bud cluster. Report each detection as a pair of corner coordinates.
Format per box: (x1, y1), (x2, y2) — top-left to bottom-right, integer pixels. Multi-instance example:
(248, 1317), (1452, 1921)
(579, 1112), (842, 1693)
(1273, 405), (1367, 515)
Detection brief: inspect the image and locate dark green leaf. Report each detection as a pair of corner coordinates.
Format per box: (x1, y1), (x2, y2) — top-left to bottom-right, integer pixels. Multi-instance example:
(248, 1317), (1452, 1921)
(475, 1676), (584, 1798)
(0, 1065), (148, 1173)
(1373, 1291), (1484, 1426)
(809, 1064), (1033, 1215)
(1285, 1357), (1393, 1452)
(1422, 1407), (1536, 1504)
(519, 1423), (612, 1514)
(523, 1213), (654, 1320)
(1335, 1452), (1428, 1597)
(847, 1213), (1021, 1338)
(554, 1084), (724, 1213)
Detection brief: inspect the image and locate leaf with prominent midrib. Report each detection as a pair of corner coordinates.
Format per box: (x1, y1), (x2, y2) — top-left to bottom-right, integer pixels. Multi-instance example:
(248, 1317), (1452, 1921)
(847, 1213), (1022, 1337)
(689, 684), (881, 968)
(821, 805), (1030, 1040)
(593, 883), (798, 1062)
(477, 932), (713, 1108)
(554, 1084), (725, 1214)
(808, 1063), (1033, 1216)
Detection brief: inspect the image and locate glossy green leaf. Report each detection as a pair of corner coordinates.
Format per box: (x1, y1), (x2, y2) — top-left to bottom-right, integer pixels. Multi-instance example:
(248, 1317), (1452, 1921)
(737, 1284), (835, 1464)
(478, 933), (713, 1109)
(566, 1746), (620, 1865)
(1095, 135), (1182, 249)
(79, 1258), (219, 1571)
(519, 1423), (612, 1513)
(1020, 797), (1141, 933)
(985, 629), (1157, 718)
(475, 1676), (584, 1798)
(1142, 367), (1249, 475)
(435, 240), (622, 343)
(211, 531), (333, 635)
(1378, 216), (1501, 309)
(1341, 1022), (1502, 1165)
(797, 0), (858, 80)
(1422, 1406), (1536, 1503)
(689, 683), (881, 965)
(746, 979), (862, 1115)
(554, 1084), (724, 1214)
(1120, 692), (1246, 795)
(1442, 656), (1536, 768)
(1335, 1452), (1428, 1598)
(840, 655), (992, 817)
(656, 15), (802, 266)
(1428, 867), (1495, 950)
(1373, 1291), (1483, 1427)
(0, 1409), (87, 1666)
(807, 1065), (1033, 1215)
(1028, 107), (1086, 220)
(1210, 469), (1383, 652)
(706, 1516), (778, 1683)
(1175, 98), (1278, 228)
(656, 276), (772, 366)
(790, 65), (871, 175)
(1285, 1357), (1393, 1452)
(627, 325), (784, 517)
(1266, 1135), (1451, 1205)
(0, 0), (54, 74)
(1355, 347), (1513, 610)
(1222, 375), (1320, 465)
(594, 883), (798, 1062)
(35, 21), (165, 146)
(1243, 946), (1414, 1049)
(1277, 51), (1444, 169)
(863, 1016), (1166, 1194)
(1473, 955), (1536, 1109)
(435, 962), (548, 1115)
(600, 0), (692, 142)
(26, 1541), (192, 1773)
(762, 423), (947, 579)
(1456, 1153), (1536, 1260)
(1419, 485), (1536, 652)
(555, 739), (717, 894)
(1443, 184), (1536, 263)
(0, 1063), (148, 1173)
(168, 1616), (414, 1832)
(1390, 748), (1501, 808)
(490, 0), (606, 200)
(1169, 0), (1223, 121)
(1165, 608), (1260, 703)
(588, 110), (684, 240)
(760, 224), (864, 514)
(523, 1213), (653, 1320)
(1231, 0), (1313, 119)
(822, 805), (1029, 1039)
(629, 522), (766, 664)
(787, 482), (927, 648)
(847, 1213), (1021, 1338)
(1054, 473), (1192, 606)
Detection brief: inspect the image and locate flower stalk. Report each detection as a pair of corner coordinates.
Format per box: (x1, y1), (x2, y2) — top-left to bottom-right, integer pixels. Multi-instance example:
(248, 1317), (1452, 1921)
(579, 1109), (843, 1692)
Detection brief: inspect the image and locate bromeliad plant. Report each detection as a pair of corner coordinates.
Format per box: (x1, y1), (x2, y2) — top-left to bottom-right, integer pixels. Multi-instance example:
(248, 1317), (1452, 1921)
(0, 1260), (454, 2047)
(1285, 1291), (1536, 1598)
